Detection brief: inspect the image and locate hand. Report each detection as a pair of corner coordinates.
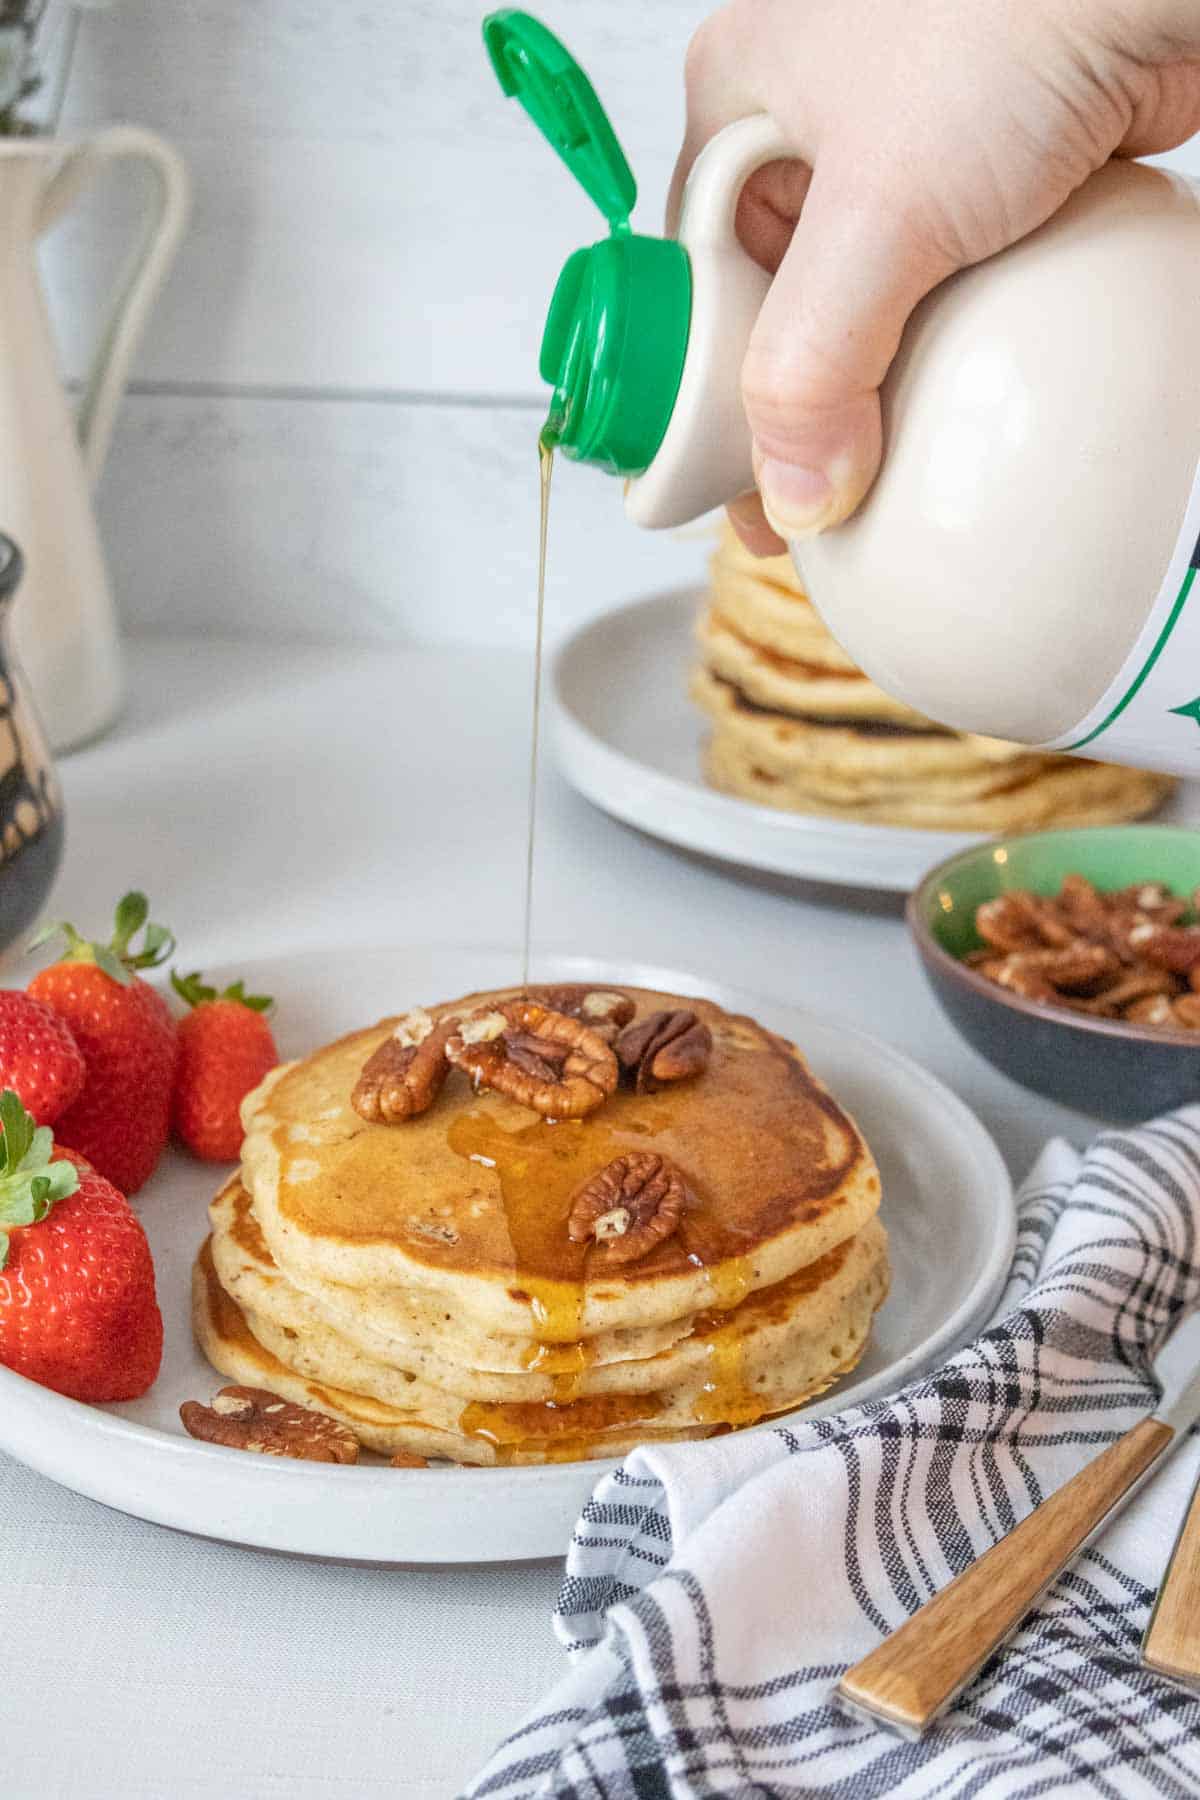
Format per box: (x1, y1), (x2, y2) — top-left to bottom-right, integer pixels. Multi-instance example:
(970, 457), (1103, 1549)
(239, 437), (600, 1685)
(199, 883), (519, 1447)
(670, 0), (1200, 553)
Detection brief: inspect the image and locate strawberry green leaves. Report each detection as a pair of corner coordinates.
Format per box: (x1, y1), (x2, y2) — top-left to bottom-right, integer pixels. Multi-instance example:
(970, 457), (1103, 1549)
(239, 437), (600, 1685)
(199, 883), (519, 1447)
(171, 970), (272, 1014)
(29, 890), (175, 986)
(0, 1088), (78, 1269)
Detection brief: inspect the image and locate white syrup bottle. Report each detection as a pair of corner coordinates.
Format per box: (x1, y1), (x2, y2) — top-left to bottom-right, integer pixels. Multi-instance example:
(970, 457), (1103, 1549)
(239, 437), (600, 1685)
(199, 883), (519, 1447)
(486, 11), (1200, 775)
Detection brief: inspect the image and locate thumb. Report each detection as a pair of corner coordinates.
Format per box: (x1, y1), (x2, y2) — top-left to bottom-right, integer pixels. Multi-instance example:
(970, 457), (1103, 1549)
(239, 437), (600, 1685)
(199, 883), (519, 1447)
(742, 166), (958, 539)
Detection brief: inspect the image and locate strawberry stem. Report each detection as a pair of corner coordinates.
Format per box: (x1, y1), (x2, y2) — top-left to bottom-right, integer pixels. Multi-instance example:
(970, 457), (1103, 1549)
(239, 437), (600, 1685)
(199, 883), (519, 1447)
(0, 1089), (79, 1271)
(29, 890), (175, 986)
(171, 969), (273, 1014)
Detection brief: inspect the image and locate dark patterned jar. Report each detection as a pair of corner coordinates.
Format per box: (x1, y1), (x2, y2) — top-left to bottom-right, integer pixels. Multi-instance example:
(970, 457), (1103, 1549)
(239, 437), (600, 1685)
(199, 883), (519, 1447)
(0, 537), (63, 949)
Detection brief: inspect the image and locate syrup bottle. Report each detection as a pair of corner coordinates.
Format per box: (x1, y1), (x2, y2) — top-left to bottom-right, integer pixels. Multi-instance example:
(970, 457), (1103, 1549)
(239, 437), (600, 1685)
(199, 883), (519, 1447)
(484, 10), (1200, 775)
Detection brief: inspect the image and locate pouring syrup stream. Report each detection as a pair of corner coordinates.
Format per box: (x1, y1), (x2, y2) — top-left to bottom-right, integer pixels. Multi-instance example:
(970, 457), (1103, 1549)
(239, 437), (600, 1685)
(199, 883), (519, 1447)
(522, 423), (557, 987)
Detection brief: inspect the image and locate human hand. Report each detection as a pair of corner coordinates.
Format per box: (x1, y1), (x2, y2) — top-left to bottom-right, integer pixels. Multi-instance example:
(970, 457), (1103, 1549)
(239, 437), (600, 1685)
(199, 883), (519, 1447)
(670, 0), (1200, 553)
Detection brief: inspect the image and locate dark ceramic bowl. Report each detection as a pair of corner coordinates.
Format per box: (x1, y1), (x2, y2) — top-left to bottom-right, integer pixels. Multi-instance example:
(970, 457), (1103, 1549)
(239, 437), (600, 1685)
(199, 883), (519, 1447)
(907, 826), (1200, 1121)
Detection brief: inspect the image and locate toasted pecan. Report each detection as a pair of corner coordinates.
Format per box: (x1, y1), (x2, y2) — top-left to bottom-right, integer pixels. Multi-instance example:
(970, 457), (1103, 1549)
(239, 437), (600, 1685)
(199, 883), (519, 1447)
(180, 1386), (359, 1463)
(568, 1151), (687, 1266)
(446, 1000), (618, 1118)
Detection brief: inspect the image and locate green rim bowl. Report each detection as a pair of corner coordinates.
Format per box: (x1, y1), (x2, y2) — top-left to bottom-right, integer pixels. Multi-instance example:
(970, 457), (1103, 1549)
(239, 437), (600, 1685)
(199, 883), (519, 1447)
(907, 825), (1200, 1122)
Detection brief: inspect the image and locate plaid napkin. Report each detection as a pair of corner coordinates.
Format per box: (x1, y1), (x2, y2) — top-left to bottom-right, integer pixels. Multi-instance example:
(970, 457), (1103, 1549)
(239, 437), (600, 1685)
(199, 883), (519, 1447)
(468, 1110), (1200, 1799)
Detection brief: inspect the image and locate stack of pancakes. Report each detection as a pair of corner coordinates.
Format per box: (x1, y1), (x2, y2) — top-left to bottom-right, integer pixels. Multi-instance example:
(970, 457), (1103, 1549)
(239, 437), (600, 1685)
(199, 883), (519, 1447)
(690, 523), (1172, 829)
(192, 983), (889, 1466)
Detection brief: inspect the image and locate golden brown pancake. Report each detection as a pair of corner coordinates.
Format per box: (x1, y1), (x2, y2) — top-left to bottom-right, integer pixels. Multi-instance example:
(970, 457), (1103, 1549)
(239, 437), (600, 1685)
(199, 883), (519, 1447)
(209, 1174), (888, 1406)
(209, 1175), (693, 1397)
(693, 520), (1174, 829)
(240, 985), (883, 1341)
(696, 605), (926, 724)
(191, 1213), (890, 1465)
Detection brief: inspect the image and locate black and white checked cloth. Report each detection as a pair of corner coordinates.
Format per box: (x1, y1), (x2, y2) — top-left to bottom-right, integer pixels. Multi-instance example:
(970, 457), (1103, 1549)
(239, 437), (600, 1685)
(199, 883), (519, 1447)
(468, 1110), (1200, 1798)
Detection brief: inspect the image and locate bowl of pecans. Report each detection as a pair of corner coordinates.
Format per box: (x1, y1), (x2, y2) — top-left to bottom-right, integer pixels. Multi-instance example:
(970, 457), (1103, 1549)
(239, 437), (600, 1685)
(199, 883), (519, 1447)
(907, 825), (1200, 1120)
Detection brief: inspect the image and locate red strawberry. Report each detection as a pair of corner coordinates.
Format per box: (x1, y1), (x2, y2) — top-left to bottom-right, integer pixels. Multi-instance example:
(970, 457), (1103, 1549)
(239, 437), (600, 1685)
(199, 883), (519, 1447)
(0, 1091), (163, 1401)
(0, 989), (85, 1124)
(171, 970), (278, 1161)
(28, 892), (178, 1195)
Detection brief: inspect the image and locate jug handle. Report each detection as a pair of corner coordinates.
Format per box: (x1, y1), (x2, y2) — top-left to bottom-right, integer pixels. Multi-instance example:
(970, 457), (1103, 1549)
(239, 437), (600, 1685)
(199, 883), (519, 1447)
(37, 125), (190, 486)
(676, 113), (793, 252)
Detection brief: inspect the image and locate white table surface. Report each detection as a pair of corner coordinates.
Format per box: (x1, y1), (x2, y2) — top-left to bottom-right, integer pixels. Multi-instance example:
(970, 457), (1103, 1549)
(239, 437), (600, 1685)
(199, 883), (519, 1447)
(3, 633), (1115, 1800)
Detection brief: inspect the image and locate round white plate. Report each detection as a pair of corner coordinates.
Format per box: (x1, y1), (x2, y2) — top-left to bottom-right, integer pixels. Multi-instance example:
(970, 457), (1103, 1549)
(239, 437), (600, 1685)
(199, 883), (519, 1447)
(0, 947), (1013, 1565)
(550, 590), (1200, 892)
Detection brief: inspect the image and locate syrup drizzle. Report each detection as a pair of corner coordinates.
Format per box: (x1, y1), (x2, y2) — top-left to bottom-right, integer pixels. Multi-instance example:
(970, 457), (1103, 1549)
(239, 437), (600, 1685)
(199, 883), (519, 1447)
(521, 428), (556, 989)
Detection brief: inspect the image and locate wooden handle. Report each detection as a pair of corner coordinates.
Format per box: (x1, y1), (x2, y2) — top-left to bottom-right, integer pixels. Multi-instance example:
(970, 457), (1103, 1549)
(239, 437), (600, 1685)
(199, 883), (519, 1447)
(837, 1416), (1173, 1737)
(1143, 1469), (1200, 1688)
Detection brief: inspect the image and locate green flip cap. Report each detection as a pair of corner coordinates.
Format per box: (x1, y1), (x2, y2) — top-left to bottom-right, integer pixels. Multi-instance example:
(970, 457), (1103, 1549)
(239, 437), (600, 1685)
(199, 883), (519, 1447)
(483, 9), (690, 473)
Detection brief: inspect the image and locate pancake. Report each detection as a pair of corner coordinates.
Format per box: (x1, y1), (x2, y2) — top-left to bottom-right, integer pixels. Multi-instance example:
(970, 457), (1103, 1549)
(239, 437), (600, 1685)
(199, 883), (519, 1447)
(210, 1174), (888, 1406)
(696, 521), (1173, 831)
(192, 1215), (890, 1465)
(210, 1176), (692, 1398)
(700, 706), (1173, 828)
(709, 550), (861, 672)
(241, 985), (882, 1342)
(696, 605), (927, 725)
(691, 664), (1026, 787)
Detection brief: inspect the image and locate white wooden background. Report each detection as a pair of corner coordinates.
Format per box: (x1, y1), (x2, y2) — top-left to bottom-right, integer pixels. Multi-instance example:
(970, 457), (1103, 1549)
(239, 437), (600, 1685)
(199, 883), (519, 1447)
(39, 1), (1200, 648)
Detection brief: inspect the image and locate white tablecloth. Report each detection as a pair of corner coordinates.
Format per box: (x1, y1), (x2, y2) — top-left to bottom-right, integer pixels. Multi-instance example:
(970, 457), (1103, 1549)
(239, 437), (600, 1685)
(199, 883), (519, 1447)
(1, 636), (1119, 1798)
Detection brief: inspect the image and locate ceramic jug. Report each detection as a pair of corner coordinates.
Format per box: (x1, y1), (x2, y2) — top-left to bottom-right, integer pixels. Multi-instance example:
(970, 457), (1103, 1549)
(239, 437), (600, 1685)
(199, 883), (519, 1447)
(487, 13), (1200, 777)
(0, 534), (63, 952)
(0, 125), (188, 752)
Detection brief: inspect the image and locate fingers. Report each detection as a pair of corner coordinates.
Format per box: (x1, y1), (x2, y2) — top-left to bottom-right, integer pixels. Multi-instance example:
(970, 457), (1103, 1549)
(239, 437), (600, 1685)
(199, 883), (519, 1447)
(726, 491), (787, 556)
(1116, 62), (1200, 157)
(735, 158), (814, 274)
(742, 164), (959, 538)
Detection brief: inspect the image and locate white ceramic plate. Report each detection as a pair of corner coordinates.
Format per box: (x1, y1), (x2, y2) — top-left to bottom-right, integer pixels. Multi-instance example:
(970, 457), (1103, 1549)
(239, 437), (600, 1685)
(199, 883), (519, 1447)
(550, 590), (1200, 893)
(0, 946), (1013, 1565)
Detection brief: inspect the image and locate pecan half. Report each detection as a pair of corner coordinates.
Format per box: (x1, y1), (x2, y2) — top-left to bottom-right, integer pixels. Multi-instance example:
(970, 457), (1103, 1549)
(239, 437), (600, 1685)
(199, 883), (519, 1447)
(179, 1386), (359, 1463)
(969, 876), (1200, 1032)
(445, 1000), (618, 1118)
(1061, 965), (1177, 1016)
(389, 1450), (430, 1468)
(568, 1152), (687, 1266)
(989, 943), (1120, 996)
(975, 891), (1075, 954)
(615, 1009), (713, 1093)
(1125, 994), (1176, 1027)
(352, 1009), (458, 1123)
(1124, 922), (1200, 975)
(527, 985), (636, 1043)
(1174, 994), (1200, 1028)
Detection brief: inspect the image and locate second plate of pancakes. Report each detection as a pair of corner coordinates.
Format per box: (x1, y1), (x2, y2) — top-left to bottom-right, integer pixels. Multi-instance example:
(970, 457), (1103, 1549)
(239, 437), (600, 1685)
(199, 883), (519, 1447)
(551, 591), (1198, 892)
(0, 948), (1014, 1564)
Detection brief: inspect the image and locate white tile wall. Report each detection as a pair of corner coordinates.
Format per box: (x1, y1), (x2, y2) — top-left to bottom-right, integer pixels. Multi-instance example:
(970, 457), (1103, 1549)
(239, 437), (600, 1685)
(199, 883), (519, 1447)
(45, 0), (712, 646)
(36, 1), (1200, 647)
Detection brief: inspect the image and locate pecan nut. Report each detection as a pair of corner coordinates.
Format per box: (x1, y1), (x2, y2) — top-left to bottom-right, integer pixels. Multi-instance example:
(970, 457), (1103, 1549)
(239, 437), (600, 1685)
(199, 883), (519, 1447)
(389, 1450), (430, 1468)
(615, 1009), (713, 1092)
(975, 892), (1076, 954)
(969, 875), (1200, 1033)
(527, 985), (636, 1042)
(179, 1385), (359, 1463)
(352, 1009), (458, 1123)
(568, 1151), (687, 1266)
(985, 943), (1115, 1000)
(1124, 921), (1200, 975)
(445, 1000), (618, 1118)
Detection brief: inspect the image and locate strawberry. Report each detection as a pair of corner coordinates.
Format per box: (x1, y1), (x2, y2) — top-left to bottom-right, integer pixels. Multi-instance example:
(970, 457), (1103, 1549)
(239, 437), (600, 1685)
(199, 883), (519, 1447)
(171, 970), (278, 1162)
(0, 989), (85, 1124)
(0, 1091), (163, 1401)
(28, 891), (178, 1195)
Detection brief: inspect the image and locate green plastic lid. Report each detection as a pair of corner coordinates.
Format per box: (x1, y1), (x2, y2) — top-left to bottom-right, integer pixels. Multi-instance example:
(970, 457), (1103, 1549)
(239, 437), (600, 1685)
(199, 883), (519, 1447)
(483, 9), (690, 475)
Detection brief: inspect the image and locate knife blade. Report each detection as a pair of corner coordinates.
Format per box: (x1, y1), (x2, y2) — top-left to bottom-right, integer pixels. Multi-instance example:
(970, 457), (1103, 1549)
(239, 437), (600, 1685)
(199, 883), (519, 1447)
(836, 1306), (1200, 1739)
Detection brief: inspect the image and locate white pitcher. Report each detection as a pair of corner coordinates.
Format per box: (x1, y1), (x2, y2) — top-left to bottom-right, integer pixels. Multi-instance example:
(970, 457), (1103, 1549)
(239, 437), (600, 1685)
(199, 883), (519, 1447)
(0, 125), (188, 752)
